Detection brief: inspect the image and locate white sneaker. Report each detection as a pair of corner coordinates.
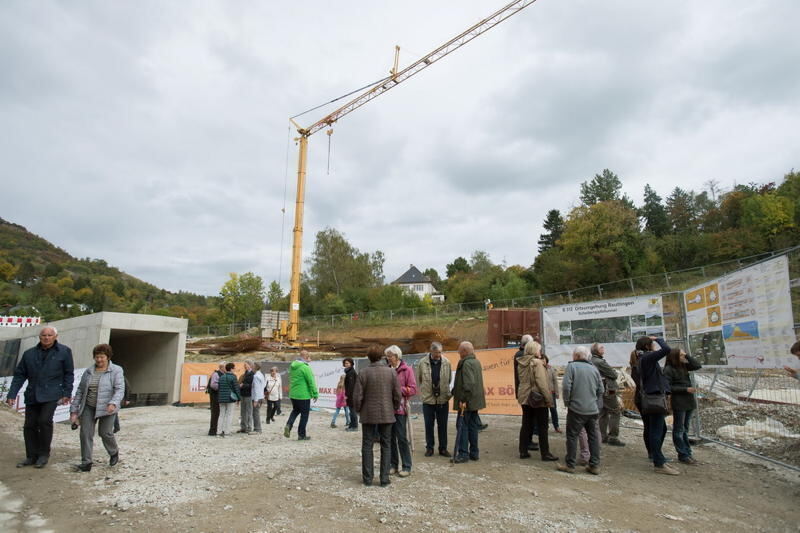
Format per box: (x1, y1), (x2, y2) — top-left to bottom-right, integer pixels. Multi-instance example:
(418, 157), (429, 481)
(397, 470), (410, 478)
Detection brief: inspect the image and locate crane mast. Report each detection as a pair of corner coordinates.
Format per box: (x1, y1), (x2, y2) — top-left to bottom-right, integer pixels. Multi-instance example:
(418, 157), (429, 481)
(283, 0), (540, 342)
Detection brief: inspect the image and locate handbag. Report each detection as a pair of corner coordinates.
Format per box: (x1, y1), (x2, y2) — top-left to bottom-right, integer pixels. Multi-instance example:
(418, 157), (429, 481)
(230, 391), (240, 402)
(525, 389), (546, 408)
(640, 391), (668, 415)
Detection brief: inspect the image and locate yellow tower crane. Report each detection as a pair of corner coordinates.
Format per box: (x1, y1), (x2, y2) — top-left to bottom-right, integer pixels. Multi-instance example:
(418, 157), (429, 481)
(279, 0), (541, 343)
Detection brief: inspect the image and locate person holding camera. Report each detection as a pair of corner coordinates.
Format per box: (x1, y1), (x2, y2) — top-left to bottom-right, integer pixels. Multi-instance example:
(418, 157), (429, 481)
(416, 342), (452, 458)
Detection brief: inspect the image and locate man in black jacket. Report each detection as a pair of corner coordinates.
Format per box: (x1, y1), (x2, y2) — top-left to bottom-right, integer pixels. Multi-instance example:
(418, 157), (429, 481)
(6, 326), (74, 469)
(343, 358), (358, 431)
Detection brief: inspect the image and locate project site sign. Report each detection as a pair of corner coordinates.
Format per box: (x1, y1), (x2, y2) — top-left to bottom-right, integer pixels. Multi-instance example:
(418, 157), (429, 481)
(684, 255), (795, 368)
(542, 295), (665, 367)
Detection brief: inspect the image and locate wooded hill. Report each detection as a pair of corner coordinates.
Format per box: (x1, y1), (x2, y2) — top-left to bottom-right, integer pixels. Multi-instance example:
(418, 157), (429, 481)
(0, 218), (220, 325)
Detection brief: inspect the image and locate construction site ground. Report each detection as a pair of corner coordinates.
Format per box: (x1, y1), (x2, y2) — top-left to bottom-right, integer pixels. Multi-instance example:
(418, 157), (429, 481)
(185, 316), (489, 362)
(1, 403), (797, 532)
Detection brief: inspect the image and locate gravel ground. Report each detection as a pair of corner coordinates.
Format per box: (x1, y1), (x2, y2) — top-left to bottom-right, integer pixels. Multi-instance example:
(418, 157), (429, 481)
(1, 404), (798, 532)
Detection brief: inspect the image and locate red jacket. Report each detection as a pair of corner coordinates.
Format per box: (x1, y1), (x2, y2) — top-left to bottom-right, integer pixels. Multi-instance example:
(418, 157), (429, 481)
(394, 360), (418, 415)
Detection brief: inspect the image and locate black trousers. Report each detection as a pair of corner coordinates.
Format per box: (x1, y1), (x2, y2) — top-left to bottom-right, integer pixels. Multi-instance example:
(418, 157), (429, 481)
(23, 400), (59, 459)
(348, 406), (358, 429)
(208, 391), (220, 434)
(422, 403), (449, 452)
(519, 405), (550, 457)
(362, 423), (392, 484)
(266, 400), (279, 422)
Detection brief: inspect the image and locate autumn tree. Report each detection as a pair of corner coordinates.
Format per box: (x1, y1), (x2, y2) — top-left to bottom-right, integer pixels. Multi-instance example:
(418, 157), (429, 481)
(219, 272), (266, 323)
(307, 228), (384, 299)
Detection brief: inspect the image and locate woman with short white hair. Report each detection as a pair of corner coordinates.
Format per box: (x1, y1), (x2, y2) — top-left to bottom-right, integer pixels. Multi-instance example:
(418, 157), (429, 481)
(385, 345), (417, 477)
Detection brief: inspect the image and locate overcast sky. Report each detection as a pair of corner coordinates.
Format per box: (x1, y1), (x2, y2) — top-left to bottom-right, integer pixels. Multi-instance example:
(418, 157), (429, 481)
(2, 1), (798, 297)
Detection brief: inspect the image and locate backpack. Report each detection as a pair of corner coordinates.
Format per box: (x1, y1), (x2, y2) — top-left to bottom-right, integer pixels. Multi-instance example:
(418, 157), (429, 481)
(205, 370), (221, 394)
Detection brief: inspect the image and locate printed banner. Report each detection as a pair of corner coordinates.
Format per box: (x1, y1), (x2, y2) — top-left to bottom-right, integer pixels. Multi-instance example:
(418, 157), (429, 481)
(309, 360), (346, 409)
(444, 348), (520, 415)
(179, 362), (247, 404)
(542, 295), (665, 366)
(684, 255), (795, 368)
(1, 368), (87, 423)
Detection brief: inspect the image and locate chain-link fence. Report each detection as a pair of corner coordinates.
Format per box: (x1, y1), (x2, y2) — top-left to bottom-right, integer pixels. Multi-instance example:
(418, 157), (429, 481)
(297, 246), (798, 330)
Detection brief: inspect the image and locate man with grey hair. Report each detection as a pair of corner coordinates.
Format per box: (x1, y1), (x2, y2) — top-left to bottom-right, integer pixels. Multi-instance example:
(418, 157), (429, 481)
(416, 341), (452, 457)
(452, 341), (485, 463)
(590, 342), (625, 446)
(7, 326), (74, 468)
(558, 345), (604, 475)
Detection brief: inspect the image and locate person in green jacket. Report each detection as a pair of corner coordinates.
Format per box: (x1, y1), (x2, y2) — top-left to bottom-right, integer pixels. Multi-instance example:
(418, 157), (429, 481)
(284, 351), (318, 441)
(452, 341), (485, 463)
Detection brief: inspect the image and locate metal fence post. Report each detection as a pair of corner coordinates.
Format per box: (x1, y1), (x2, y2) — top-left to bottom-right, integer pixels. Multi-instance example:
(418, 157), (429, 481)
(746, 369), (764, 399)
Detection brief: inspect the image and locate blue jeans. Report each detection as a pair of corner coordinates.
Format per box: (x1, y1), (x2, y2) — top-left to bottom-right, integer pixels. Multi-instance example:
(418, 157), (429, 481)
(456, 410), (480, 460)
(422, 403), (449, 452)
(642, 413), (667, 466)
(331, 406), (350, 426)
(286, 399), (311, 438)
(549, 393), (559, 429)
(672, 409), (694, 460)
(391, 414), (412, 471)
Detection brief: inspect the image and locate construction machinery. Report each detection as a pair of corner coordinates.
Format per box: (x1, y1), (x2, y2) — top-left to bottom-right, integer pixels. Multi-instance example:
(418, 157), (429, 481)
(277, 0), (541, 343)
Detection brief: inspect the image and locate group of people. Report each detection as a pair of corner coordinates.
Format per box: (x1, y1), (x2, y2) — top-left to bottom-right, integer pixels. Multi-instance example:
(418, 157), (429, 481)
(6, 325), (800, 486)
(206, 361), (283, 437)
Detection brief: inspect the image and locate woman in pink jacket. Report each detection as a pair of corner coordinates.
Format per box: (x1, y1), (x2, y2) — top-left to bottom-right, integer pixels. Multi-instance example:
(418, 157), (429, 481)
(385, 345), (417, 477)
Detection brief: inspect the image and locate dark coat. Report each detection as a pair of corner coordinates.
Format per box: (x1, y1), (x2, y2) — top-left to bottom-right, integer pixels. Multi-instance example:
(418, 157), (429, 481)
(239, 370), (254, 397)
(663, 356), (702, 411)
(344, 366), (357, 408)
(591, 354), (619, 393)
(218, 372), (241, 404)
(453, 354), (486, 411)
(638, 338), (671, 395)
(353, 361), (400, 424)
(7, 341), (74, 404)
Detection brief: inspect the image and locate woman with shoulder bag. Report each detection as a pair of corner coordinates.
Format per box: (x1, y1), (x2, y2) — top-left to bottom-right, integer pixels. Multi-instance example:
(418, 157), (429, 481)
(217, 363), (240, 438)
(631, 336), (676, 475)
(516, 341), (558, 462)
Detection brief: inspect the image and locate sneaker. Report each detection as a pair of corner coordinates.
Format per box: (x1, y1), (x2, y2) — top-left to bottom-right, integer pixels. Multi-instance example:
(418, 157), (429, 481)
(438, 450), (451, 458)
(585, 465), (601, 475)
(557, 464), (575, 473)
(346, 427), (358, 432)
(299, 435), (311, 441)
(397, 470), (410, 478)
(607, 439), (626, 447)
(389, 468), (397, 475)
(330, 423), (336, 428)
(452, 456), (469, 464)
(520, 452), (531, 459)
(655, 464), (680, 475)
(219, 432), (225, 438)
(283, 426), (290, 438)
(679, 457), (698, 465)
(425, 449), (434, 457)
(380, 479), (391, 487)
(33, 456), (48, 469)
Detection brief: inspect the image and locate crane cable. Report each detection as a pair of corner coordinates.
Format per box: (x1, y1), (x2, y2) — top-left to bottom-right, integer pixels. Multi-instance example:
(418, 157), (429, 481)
(277, 125), (292, 308)
(290, 74), (393, 121)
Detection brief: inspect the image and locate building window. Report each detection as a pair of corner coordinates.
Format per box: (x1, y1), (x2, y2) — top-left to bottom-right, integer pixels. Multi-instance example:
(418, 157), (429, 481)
(414, 284), (424, 292)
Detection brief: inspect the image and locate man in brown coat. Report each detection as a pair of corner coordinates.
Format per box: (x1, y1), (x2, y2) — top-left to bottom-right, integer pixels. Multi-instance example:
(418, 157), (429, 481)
(354, 345), (401, 487)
